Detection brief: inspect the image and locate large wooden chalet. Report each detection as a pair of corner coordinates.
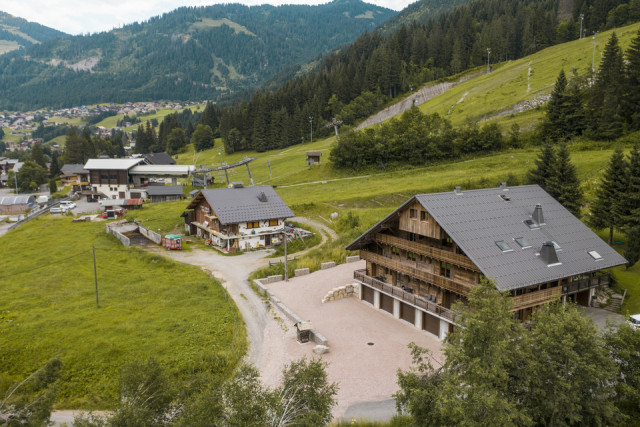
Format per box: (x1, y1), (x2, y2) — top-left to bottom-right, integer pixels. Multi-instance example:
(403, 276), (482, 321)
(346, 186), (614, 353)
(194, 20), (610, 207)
(183, 184), (294, 252)
(346, 184), (627, 340)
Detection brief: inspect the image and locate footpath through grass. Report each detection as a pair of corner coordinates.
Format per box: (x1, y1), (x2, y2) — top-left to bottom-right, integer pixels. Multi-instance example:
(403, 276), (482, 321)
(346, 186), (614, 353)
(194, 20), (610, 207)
(0, 216), (246, 409)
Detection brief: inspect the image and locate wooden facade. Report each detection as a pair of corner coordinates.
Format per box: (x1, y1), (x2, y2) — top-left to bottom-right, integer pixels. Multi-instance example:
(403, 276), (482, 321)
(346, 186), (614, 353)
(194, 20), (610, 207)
(351, 197), (612, 339)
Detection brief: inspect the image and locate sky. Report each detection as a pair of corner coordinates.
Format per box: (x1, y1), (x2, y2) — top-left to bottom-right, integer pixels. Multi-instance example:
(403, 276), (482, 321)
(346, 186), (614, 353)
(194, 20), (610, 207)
(2, 0), (417, 35)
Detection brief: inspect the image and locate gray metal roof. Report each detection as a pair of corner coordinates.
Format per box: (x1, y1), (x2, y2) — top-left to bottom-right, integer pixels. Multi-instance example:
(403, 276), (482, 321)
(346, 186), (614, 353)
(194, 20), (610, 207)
(347, 185), (627, 291)
(60, 164), (89, 175)
(0, 195), (36, 205)
(187, 185), (294, 225)
(84, 158), (145, 170)
(142, 152), (176, 165)
(146, 185), (184, 196)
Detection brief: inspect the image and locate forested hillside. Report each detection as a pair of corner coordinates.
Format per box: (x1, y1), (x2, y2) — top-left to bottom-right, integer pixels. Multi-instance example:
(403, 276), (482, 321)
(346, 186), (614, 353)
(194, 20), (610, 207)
(0, 11), (67, 54)
(213, 0), (640, 153)
(0, 0), (395, 110)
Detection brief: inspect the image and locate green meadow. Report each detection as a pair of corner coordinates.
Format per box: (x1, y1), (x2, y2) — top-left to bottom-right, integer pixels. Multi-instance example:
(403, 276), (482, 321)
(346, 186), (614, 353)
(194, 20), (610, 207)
(95, 104), (206, 130)
(0, 216), (245, 408)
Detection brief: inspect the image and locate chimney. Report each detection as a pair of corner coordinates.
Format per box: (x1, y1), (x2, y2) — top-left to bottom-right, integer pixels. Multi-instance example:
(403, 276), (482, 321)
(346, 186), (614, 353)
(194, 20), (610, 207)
(540, 241), (560, 265)
(454, 186), (462, 195)
(532, 203), (544, 225)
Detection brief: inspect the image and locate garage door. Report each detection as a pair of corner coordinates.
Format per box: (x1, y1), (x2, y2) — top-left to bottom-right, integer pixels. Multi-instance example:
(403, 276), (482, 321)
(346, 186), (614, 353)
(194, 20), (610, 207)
(400, 302), (415, 324)
(380, 293), (394, 314)
(423, 311), (439, 336)
(362, 285), (374, 305)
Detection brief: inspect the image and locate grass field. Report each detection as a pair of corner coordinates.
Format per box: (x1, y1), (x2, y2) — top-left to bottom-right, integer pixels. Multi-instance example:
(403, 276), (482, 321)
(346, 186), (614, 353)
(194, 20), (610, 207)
(96, 104), (206, 130)
(0, 216), (246, 409)
(416, 22), (640, 130)
(47, 116), (85, 126)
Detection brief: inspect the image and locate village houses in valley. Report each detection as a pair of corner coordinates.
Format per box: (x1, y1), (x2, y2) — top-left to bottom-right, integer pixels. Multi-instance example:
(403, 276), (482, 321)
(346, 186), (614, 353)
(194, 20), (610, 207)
(183, 183), (294, 252)
(346, 184), (628, 340)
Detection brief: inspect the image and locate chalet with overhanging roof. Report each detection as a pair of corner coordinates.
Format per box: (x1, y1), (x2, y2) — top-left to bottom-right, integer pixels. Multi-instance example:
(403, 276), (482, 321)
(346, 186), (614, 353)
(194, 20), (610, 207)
(183, 184), (294, 252)
(346, 184), (627, 340)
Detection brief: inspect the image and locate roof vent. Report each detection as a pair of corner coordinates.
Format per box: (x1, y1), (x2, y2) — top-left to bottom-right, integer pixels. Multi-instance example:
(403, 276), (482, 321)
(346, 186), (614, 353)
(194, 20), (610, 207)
(532, 203), (544, 225)
(499, 182), (507, 190)
(540, 241), (561, 266)
(231, 182), (244, 188)
(454, 186), (462, 195)
(500, 194), (511, 201)
(257, 191), (268, 203)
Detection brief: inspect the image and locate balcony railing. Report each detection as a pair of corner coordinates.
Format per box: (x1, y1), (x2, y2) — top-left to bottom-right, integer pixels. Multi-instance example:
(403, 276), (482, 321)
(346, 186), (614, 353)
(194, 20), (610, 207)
(354, 269), (457, 323)
(511, 287), (563, 311)
(563, 274), (610, 294)
(360, 250), (475, 295)
(376, 233), (479, 272)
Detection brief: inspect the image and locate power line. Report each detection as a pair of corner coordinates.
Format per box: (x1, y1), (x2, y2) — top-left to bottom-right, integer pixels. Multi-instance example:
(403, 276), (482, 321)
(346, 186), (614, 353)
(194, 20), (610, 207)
(0, 253), (86, 279)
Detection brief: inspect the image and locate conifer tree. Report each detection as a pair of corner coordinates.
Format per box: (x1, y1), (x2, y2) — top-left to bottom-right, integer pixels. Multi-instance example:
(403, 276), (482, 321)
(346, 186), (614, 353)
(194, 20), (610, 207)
(49, 151), (60, 177)
(527, 143), (556, 190)
(30, 142), (47, 169)
(544, 70), (568, 140)
(63, 127), (86, 164)
(624, 226), (640, 269)
(546, 143), (583, 217)
(588, 147), (628, 245)
(623, 145), (640, 229)
(623, 30), (640, 130)
(587, 33), (625, 140)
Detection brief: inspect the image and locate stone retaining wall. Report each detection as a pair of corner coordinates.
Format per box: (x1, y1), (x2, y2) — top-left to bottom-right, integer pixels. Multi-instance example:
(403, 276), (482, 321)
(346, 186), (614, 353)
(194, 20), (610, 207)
(322, 283), (359, 304)
(321, 261), (336, 270)
(295, 268), (310, 277)
(346, 255), (360, 263)
(138, 224), (162, 244)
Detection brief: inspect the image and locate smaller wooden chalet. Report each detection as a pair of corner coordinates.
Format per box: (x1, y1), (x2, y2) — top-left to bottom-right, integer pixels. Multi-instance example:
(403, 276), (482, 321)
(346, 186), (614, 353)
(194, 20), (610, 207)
(306, 151), (322, 165)
(60, 164), (90, 190)
(147, 185), (185, 203)
(346, 184), (627, 340)
(183, 185), (294, 252)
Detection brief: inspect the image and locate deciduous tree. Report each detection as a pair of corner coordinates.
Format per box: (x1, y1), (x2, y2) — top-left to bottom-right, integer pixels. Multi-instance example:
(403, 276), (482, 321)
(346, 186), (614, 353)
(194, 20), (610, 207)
(191, 124), (214, 152)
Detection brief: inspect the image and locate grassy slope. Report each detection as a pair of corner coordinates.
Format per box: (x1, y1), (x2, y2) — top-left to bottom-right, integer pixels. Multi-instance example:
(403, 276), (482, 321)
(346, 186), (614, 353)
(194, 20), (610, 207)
(0, 216), (245, 408)
(417, 22), (640, 130)
(96, 104), (206, 130)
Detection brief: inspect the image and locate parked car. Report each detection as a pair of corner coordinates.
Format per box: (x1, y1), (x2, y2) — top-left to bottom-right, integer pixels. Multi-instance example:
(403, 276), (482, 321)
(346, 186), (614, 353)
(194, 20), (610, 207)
(60, 201), (76, 210)
(628, 314), (640, 331)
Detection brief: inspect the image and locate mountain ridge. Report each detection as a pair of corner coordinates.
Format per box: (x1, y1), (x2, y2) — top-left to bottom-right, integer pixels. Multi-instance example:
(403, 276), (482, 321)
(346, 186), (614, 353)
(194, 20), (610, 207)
(0, 11), (68, 54)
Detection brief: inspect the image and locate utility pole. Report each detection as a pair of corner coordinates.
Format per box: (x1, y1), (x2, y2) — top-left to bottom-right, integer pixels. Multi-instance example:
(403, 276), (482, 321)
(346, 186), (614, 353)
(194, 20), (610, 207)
(579, 14), (584, 39)
(93, 246), (99, 308)
(283, 226), (288, 281)
(487, 48), (491, 73)
(309, 116), (313, 143)
(14, 171), (18, 194)
(266, 156), (272, 179)
(592, 31), (598, 74)
(218, 151), (224, 184)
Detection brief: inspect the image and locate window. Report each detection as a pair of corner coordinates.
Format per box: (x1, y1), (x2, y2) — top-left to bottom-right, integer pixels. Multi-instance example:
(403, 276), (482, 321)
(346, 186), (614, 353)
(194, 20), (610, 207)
(524, 219), (540, 229)
(495, 240), (513, 252)
(443, 237), (454, 248)
(407, 252), (417, 261)
(409, 208), (417, 219)
(420, 211), (427, 221)
(269, 219), (278, 226)
(408, 232), (416, 242)
(440, 261), (451, 278)
(391, 246), (400, 256)
(419, 255), (431, 264)
(588, 250), (603, 260)
(247, 221), (259, 229)
(514, 237), (531, 249)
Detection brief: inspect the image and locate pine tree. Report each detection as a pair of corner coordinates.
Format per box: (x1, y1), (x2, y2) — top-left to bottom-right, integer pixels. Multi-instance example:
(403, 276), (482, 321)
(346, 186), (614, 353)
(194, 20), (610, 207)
(49, 151), (60, 177)
(135, 124), (149, 154)
(546, 143), (583, 217)
(49, 178), (57, 195)
(527, 143), (556, 190)
(623, 145), (640, 229)
(588, 147), (628, 245)
(544, 70), (568, 140)
(63, 127), (86, 164)
(30, 142), (47, 169)
(587, 32), (625, 140)
(624, 226), (640, 269)
(623, 30), (640, 131)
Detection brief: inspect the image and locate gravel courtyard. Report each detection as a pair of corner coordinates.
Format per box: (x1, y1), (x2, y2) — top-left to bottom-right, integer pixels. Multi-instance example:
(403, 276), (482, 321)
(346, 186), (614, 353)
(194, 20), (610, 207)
(265, 261), (443, 421)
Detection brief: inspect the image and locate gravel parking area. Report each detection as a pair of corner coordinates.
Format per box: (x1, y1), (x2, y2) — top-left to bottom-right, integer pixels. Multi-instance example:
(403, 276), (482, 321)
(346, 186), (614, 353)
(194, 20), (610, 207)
(265, 261), (443, 421)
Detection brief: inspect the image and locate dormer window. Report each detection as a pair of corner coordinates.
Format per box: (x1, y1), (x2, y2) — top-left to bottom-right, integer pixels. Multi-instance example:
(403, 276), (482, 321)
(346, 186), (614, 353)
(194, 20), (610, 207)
(496, 240), (513, 252)
(515, 237), (531, 249)
(588, 250), (603, 261)
(524, 219), (540, 229)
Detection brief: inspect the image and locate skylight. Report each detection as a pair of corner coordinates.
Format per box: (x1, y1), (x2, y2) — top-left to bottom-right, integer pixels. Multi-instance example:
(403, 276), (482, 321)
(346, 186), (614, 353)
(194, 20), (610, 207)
(524, 219), (540, 229)
(495, 240), (513, 252)
(588, 250), (603, 261)
(515, 237), (531, 249)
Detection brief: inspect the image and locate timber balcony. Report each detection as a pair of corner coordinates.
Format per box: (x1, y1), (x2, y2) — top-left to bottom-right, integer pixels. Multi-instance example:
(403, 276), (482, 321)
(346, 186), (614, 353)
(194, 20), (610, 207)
(354, 269), (457, 323)
(511, 287), (562, 311)
(376, 233), (479, 272)
(360, 249), (475, 295)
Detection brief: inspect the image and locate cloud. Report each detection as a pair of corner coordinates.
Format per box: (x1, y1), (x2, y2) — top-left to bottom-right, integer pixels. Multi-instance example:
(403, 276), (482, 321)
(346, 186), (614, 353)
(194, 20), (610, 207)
(1, 0), (415, 35)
